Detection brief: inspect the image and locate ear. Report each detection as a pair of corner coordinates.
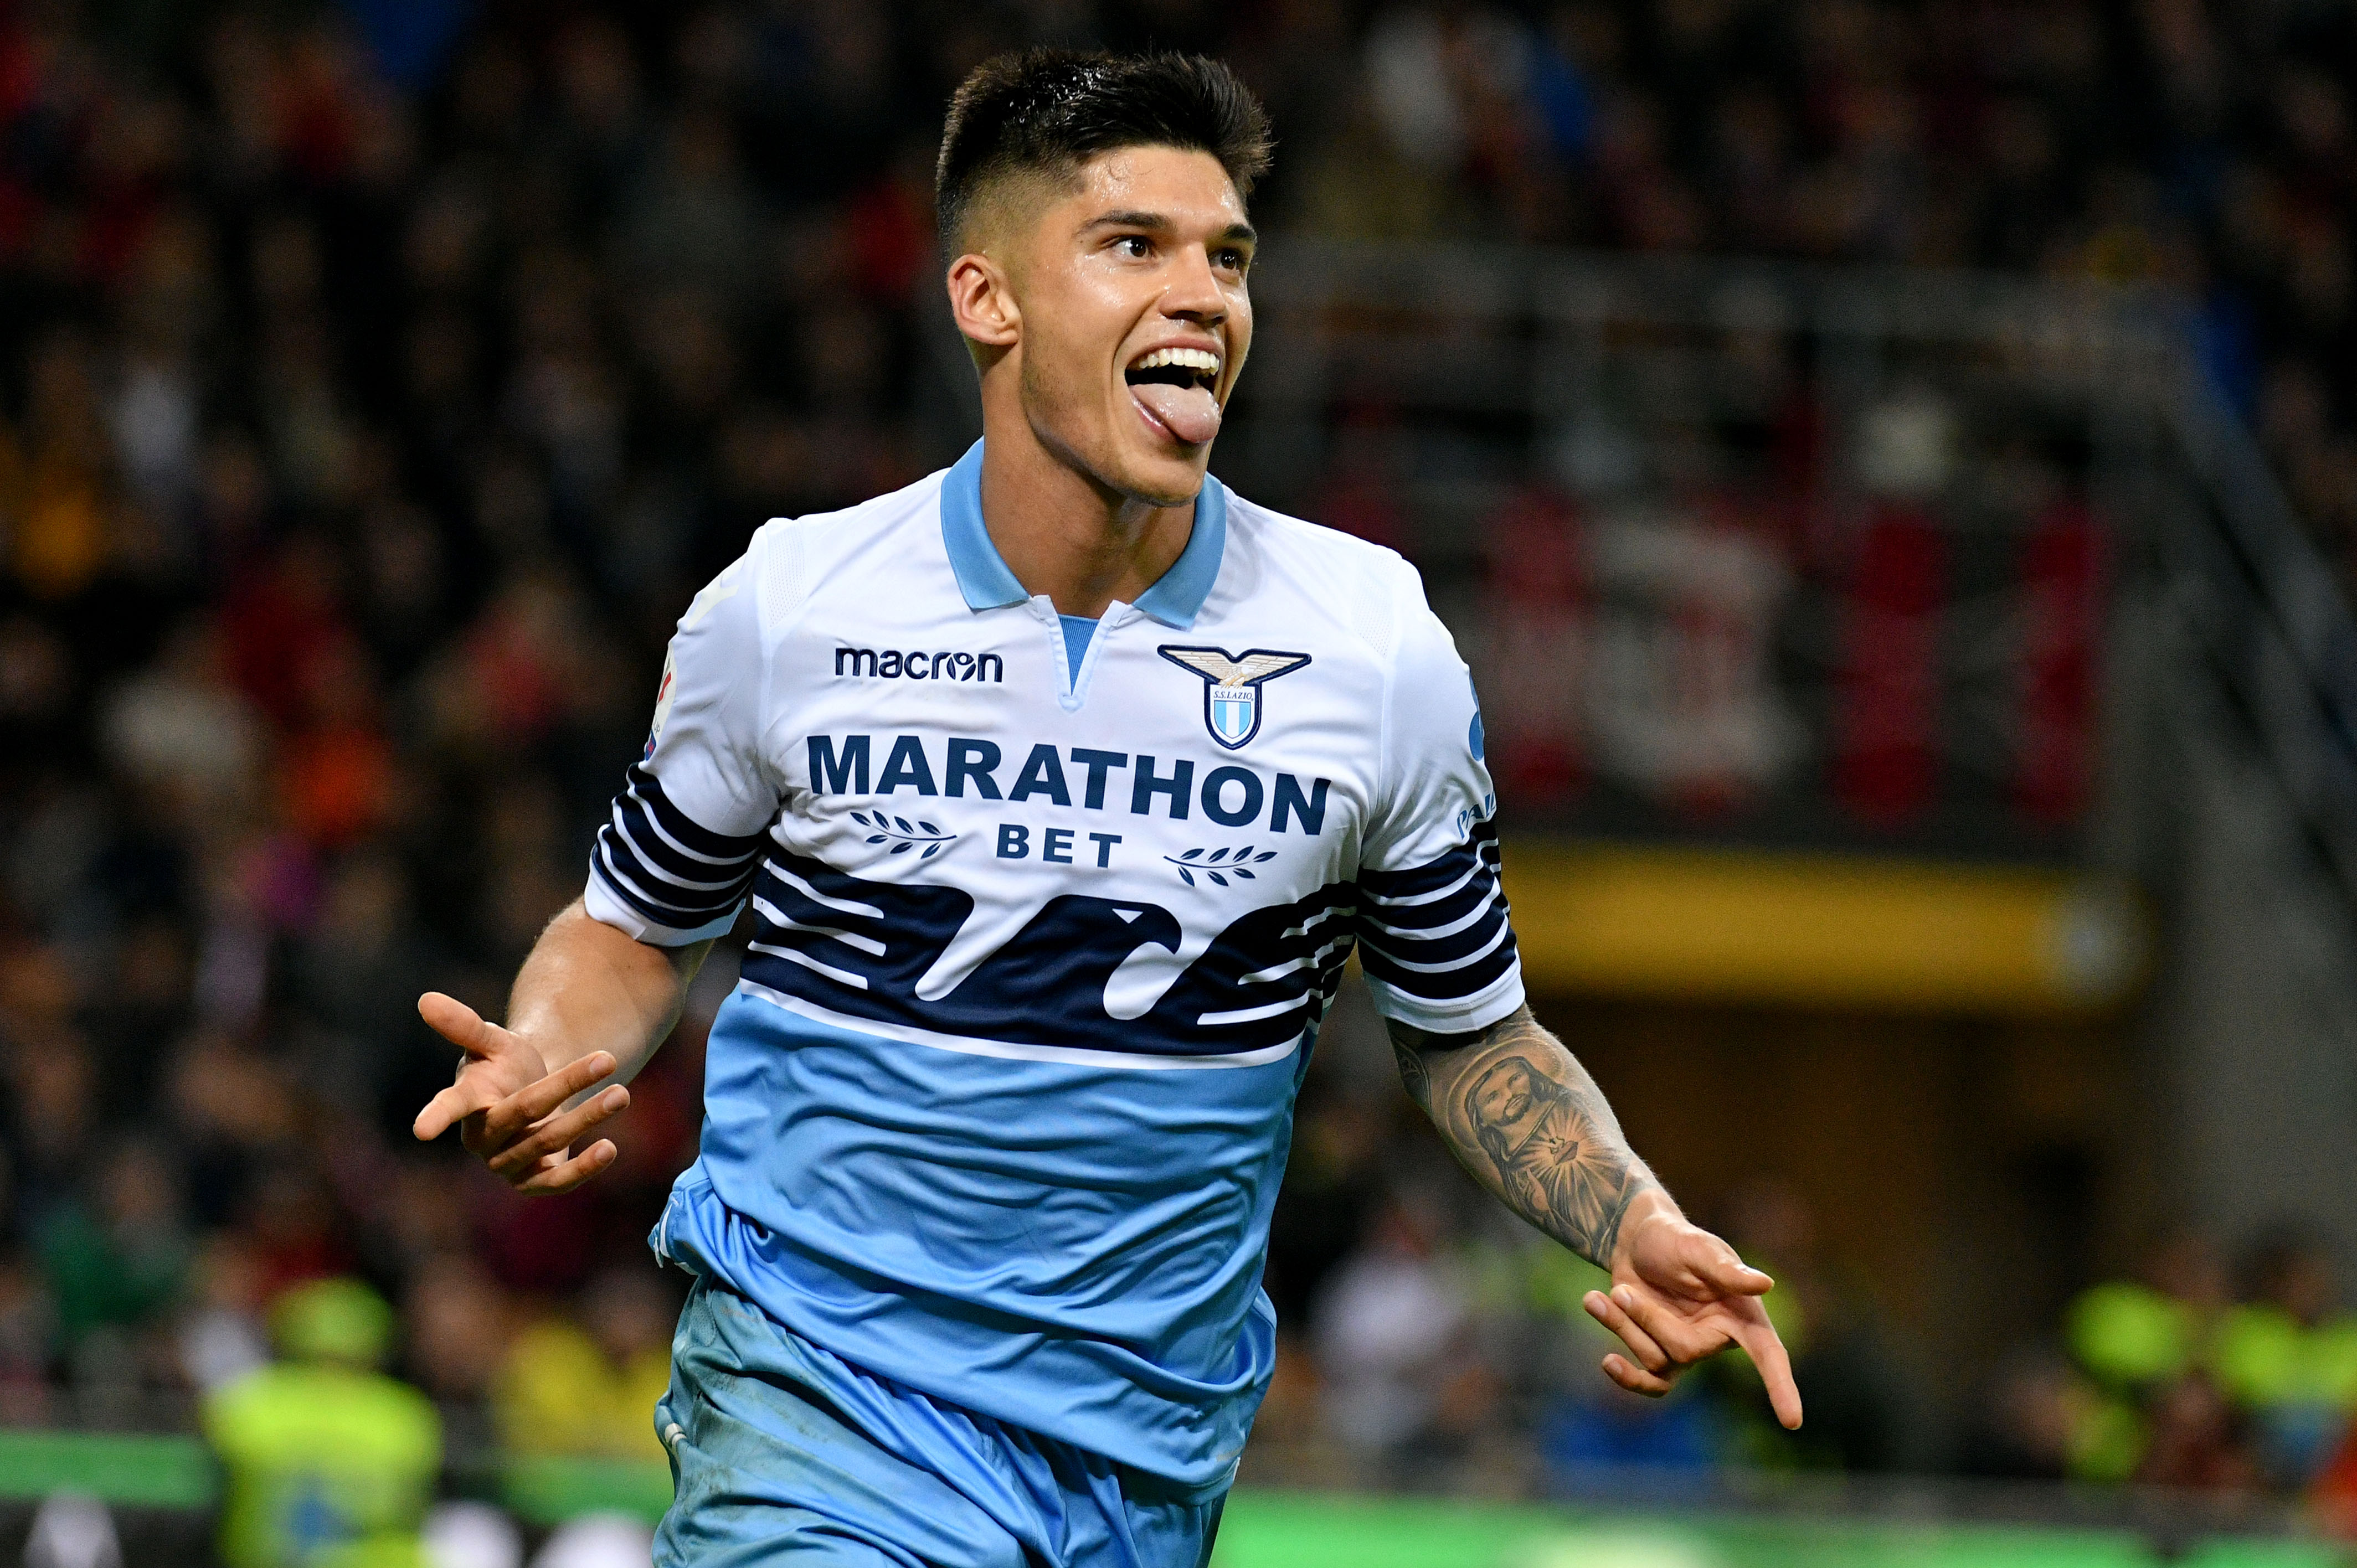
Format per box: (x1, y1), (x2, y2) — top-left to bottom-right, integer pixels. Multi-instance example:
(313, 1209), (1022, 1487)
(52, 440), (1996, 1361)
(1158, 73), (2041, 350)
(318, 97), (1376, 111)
(946, 252), (1020, 352)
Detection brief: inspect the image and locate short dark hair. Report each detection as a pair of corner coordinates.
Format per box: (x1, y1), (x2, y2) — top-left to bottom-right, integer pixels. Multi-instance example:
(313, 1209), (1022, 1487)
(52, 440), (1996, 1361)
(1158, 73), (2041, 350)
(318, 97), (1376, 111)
(935, 50), (1274, 254)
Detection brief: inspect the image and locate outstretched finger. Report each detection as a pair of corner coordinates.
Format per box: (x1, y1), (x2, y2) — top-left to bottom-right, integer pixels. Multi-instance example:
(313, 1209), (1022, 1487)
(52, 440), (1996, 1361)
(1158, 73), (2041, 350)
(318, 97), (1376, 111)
(1601, 1352), (1675, 1398)
(1584, 1289), (1670, 1374)
(414, 1072), (504, 1142)
(1730, 1305), (1805, 1430)
(515, 1139), (619, 1195)
(488, 1086), (630, 1178)
(478, 1052), (618, 1144)
(418, 992), (510, 1058)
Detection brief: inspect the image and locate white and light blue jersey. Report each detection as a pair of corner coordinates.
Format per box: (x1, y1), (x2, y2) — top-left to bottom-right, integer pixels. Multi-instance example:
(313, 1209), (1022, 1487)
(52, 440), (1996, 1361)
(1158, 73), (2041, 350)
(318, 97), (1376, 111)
(588, 440), (1523, 1488)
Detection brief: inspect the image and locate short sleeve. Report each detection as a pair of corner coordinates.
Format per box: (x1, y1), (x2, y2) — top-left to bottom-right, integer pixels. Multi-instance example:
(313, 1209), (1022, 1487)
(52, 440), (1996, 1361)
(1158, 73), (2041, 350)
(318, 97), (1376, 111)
(585, 551), (780, 945)
(1354, 573), (1525, 1031)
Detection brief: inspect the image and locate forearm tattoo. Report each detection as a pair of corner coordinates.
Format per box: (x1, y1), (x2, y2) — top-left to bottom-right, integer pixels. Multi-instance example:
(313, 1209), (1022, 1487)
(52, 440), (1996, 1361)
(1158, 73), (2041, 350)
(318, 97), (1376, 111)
(1388, 1005), (1661, 1268)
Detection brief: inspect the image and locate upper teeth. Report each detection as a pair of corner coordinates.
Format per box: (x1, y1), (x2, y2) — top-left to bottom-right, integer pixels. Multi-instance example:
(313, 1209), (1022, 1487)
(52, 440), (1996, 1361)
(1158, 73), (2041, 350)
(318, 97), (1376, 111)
(1136, 347), (1219, 376)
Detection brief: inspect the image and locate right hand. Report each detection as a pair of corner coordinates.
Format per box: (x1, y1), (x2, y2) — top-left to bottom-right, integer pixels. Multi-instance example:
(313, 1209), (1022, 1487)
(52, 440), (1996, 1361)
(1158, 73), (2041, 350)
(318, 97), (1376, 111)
(411, 992), (630, 1194)
(1581, 1199), (1803, 1430)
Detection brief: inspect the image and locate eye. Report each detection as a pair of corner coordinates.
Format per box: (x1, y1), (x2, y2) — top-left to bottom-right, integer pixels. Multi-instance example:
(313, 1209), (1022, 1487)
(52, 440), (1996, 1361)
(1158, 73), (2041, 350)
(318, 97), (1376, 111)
(1114, 235), (1152, 259)
(1215, 247), (1248, 272)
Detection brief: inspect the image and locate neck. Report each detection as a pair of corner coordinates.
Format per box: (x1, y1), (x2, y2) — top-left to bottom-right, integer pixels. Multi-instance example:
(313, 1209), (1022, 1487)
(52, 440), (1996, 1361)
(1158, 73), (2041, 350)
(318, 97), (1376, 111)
(976, 415), (1195, 619)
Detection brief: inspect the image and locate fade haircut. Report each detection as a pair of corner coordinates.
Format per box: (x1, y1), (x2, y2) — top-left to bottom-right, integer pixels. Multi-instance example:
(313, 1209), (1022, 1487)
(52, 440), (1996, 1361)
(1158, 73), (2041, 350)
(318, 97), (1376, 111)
(935, 50), (1274, 255)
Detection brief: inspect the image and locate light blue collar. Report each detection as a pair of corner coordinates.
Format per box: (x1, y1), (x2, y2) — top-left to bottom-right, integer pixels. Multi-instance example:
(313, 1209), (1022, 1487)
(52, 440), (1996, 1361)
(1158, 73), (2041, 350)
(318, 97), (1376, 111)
(938, 440), (1228, 630)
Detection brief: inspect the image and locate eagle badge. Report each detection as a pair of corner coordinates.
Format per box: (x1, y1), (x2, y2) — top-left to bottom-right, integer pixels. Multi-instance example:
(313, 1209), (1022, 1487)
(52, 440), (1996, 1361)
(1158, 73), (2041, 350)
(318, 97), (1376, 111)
(1157, 646), (1313, 750)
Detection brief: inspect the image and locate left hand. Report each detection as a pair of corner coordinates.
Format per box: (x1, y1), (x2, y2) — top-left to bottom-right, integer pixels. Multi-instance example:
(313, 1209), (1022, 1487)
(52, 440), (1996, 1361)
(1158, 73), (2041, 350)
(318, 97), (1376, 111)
(1581, 1196), (1804, 1429)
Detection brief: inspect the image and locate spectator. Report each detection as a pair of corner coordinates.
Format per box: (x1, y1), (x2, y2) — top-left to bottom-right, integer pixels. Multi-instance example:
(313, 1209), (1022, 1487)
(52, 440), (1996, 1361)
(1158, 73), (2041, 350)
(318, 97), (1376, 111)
(1957, 1348), (2104, 1483)
(203, 1277), (440, 1568)
(2210, 1230), (2357, 1486)
(0, 1246), (58, 1422)
(492, 1267), (676, 1461)
(402, 1250), (515, 1410)
(36, 1136), (189, 1370)
(2062, 1229), (2231, 1481)
(1312, 1182), (1495, 1476)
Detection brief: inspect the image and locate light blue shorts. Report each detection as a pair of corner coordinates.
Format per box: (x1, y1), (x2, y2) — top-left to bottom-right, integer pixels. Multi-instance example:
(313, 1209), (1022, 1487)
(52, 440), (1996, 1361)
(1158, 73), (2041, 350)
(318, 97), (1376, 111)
(653, 1278), (1227, 1568)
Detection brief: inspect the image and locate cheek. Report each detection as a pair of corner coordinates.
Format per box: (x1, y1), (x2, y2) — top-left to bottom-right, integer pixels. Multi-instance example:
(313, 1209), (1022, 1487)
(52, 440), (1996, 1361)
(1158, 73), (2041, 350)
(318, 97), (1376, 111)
(1025, 288), (1128, 403)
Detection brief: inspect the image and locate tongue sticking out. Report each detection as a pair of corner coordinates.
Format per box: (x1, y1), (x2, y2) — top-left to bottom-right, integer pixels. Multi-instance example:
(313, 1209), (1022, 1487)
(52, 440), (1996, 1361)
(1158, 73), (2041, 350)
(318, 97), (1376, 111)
(1132, 381), (1222, 445)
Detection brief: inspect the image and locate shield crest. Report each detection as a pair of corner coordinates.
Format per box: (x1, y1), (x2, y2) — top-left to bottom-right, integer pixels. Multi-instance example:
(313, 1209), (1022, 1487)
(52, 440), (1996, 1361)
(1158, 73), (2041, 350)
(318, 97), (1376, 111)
(1209, 687), (1256, 746)
(1158, 646), (1314, 750)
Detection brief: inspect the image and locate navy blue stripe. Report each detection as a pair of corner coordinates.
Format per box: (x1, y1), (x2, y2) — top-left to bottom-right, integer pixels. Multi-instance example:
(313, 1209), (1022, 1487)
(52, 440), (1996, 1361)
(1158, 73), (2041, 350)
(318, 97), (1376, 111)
(753, 866), (886, 934)
(587, 764), (769, 932)
(1359, 896), (1509, 968)
(611, 795), (755, 889)
(598, 811), (761, 902)
(1353, 818), (1517, 1003)
(739, 852), (1347, 1058)
(1359, 926), (1519, 1002)
(593, 824), (759, 927)
(593, 843), (754, 929)
(1361, 863), (1501, 933)
(592, 839), (732, 929)
(1357, 822), (1501, 899)
(626, 765), (770, 859)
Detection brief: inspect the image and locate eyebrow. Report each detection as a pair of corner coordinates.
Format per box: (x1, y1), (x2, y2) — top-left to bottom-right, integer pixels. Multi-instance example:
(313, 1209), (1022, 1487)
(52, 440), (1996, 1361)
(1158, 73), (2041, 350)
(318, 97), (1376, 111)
(1081, 210), (1259, 246)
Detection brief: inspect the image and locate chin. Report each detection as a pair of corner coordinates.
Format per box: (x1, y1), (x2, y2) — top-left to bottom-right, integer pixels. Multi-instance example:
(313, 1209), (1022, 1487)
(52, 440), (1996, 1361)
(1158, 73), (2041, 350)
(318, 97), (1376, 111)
(1107, 441), (1211, 509)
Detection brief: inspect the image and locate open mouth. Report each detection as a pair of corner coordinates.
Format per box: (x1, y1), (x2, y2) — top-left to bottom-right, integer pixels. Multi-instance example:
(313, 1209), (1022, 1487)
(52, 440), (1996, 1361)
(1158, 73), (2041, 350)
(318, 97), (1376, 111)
(1125, 345), (1221, 395)
(1124, 346), (1223, 446)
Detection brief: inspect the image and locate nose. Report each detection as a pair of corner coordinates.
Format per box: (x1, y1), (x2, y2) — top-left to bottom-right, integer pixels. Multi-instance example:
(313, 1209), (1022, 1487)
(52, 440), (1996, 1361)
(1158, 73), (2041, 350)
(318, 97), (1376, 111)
(1159, 244), (1226, 326)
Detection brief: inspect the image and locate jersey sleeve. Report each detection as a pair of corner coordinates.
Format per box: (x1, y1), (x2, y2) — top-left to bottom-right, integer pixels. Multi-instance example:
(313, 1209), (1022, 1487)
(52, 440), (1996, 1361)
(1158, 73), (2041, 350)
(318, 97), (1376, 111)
(1354, 572), (1526, 1031)
(584, 551), (779, 945)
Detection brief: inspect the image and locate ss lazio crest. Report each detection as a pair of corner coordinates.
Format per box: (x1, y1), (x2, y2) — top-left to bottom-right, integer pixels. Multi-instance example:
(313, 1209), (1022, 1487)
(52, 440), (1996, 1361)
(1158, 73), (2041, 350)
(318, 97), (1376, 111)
(1158, 646), (1313, 749)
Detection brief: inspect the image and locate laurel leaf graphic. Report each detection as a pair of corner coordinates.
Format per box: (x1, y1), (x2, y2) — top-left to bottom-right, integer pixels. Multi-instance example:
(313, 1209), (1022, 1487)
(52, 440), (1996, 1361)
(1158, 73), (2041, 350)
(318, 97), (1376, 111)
(891, 841), (913, 854)
(1254, 851), (1277, 863)
(1208, 871), (1229, 887)
(1179, 868), (1196, 887)
(1180, 848), (1205, 861)
(1207, 848), (1230, 863)
(919, 822), (941, 835)
(850, 812), (870, 827)
(923, 844), (940, 858)
(865, 835), (887, 844)
(1234, 868), (1255, 879)
(894, 817), (914, 833)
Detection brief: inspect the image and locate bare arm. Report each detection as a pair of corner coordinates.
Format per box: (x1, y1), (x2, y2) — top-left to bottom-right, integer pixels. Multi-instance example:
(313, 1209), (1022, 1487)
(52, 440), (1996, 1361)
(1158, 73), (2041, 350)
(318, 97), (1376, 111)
(1390, 1003), (1803, 1427)
(502, 899), (710, 1085)
(1389, 1003), (1665, 1268)
(411, 899), (712, 1193)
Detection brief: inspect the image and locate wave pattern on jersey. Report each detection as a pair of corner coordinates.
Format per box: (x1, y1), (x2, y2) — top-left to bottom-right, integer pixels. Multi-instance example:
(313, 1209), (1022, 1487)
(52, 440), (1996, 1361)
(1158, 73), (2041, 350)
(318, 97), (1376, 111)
(1354, 816), (1518, 1007)
(738, 849), (1360, 1059)
(592, 764), (768, 932)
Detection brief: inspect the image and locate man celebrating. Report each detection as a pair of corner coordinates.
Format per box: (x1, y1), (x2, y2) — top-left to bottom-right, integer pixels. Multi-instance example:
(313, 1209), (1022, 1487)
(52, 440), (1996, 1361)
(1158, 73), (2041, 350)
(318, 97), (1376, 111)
(414, 50), (1800, 1567)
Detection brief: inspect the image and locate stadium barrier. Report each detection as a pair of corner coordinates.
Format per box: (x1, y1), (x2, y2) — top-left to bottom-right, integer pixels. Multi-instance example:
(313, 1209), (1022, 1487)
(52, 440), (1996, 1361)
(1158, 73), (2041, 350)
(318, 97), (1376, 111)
(3, 1431), (2350, 1566)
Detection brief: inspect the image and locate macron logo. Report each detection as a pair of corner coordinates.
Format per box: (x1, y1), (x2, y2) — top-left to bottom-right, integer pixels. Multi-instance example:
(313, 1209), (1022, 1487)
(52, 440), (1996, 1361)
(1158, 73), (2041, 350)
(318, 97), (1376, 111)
(835, 646), (1005, 683)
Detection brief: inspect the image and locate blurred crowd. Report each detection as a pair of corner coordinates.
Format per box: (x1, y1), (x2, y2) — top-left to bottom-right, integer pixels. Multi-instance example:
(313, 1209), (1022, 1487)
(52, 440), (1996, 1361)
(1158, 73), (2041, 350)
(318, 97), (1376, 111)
(1961, 1228), (2357, 1513)
(0, 0), (2354, 1557)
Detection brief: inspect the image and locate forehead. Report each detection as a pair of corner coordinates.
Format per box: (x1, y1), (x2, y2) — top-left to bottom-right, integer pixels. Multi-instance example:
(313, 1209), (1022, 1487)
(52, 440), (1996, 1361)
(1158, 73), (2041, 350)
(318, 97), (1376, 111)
(1479, 1059), (1535, 1091)
(1044, 144), (1246, 230)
